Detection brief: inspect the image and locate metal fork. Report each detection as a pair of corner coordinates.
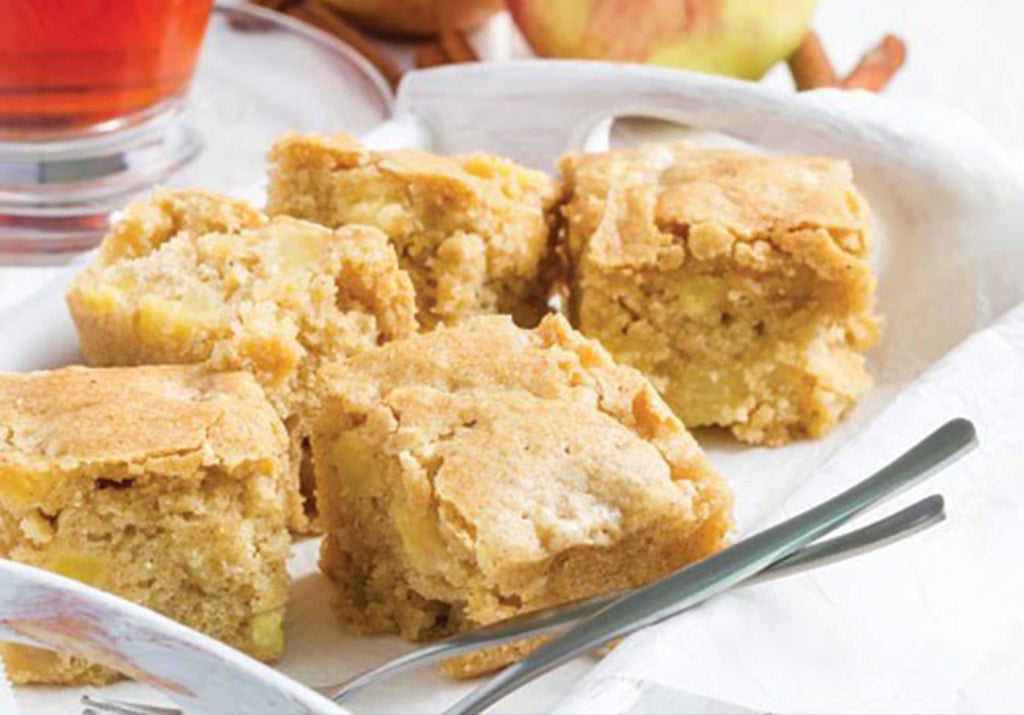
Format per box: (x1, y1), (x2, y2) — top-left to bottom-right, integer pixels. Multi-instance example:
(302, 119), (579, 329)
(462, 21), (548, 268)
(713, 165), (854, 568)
(314, 493), (946, 704)
(446, 418), (976, 714)
(80, 496), (946, 715)
(80, 418), (973, 715)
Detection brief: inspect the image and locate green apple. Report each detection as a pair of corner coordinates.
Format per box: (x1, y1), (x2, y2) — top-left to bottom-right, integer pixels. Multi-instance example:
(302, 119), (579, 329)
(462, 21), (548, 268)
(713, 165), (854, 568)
(507, 0), (818, 80)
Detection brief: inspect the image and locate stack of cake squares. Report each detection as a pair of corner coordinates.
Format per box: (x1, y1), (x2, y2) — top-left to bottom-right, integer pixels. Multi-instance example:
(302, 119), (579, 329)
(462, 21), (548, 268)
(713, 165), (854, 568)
(0, 132), (879, 682)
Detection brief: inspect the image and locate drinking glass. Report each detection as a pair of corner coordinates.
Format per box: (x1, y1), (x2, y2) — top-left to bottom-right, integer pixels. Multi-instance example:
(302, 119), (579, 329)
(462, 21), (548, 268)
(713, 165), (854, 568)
(0, 0), (213, 139)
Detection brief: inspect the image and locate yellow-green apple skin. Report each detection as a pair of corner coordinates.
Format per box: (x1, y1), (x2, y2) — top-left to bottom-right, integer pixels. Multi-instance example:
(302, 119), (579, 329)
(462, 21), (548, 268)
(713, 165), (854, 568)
(507, 0), (818, 80)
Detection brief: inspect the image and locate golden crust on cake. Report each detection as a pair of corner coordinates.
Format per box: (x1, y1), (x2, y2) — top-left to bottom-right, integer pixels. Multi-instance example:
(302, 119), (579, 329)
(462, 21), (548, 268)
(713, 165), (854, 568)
(561, 144), (871, 268)
(2, 364), (284, 473)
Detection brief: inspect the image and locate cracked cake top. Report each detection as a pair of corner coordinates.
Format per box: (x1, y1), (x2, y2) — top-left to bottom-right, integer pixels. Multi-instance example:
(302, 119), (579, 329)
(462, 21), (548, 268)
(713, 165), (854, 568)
(559, 143), (871, 275)
(0, 364), (287, 478)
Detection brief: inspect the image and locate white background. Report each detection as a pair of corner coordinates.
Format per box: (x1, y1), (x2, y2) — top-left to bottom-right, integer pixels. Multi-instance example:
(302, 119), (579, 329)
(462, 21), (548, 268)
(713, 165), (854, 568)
(789, 0), (1024, 159)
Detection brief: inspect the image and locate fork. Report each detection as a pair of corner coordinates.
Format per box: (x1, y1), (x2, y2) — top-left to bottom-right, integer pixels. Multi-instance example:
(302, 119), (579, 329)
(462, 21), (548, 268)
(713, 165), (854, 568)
(313, 493), (946, 704)
(446, 418), (976, 714)
(80, 418), (974, 715)
(81, 497), (944, 715)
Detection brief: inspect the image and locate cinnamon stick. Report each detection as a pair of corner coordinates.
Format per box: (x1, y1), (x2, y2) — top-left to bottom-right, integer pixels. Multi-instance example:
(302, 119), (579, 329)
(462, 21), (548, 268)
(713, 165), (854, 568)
(438, 10), (478, 63)
(287, 0), (404, 88)
(841, 34), (907, 91)
(416, 41), (449, 69)
(787, 31), (838, 91)
(252, 0), (296, 9)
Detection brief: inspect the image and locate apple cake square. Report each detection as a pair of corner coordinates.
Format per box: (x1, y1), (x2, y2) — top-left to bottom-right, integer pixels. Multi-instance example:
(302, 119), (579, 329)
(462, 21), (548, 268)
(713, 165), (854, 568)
(0, 365), (292, 684)
(267, 133), (558, 329)
(311, 314), (732, 674)
(66, 188), (418, 524)
(559, 144), (882, 445)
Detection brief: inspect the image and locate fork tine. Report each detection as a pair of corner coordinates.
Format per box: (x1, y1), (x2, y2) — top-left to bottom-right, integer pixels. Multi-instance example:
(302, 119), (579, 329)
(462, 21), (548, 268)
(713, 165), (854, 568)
(80, 695), (181, 715)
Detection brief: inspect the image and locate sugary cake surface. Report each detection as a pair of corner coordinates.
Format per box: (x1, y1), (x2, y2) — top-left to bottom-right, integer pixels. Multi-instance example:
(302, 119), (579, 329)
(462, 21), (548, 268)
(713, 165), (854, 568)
(560, 144), (882, 445)
(267, 133), (557, 328)
(66, 188), (418, 522)
(561, 143), (871, 266)
(317, 313), (723, 489)
(0, 365), (292, 684)
(1, 364), (283, 474)
(313, 314), (732, 674)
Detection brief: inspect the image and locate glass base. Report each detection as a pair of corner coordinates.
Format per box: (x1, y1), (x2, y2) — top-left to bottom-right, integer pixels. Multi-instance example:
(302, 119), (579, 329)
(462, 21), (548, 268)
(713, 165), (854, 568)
(0, 110), (202, 256)
(0, 0), (391, 262)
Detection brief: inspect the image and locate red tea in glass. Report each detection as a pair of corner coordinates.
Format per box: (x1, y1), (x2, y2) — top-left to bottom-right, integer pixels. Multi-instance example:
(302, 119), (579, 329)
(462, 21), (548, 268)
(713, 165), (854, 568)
(0, 0), (213, 137)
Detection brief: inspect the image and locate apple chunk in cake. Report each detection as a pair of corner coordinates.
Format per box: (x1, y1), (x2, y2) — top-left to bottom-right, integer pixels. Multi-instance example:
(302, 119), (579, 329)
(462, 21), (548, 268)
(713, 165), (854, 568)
(267, 133), (558, 328)
(66, 188), (418, 524)
(312, 315), (732, 672)
(559, 144), (882, 445)
(0, 365), (292, 685)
